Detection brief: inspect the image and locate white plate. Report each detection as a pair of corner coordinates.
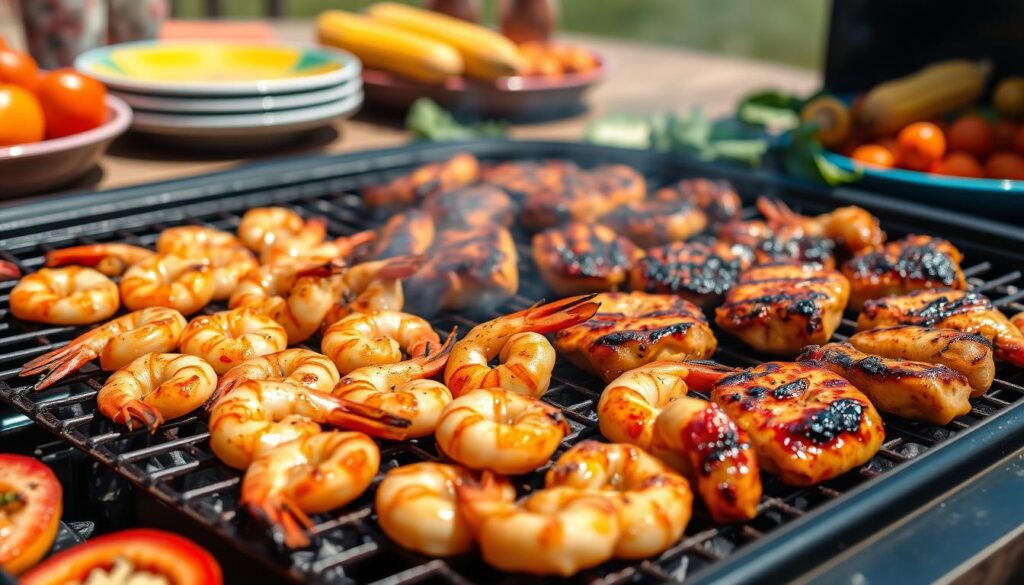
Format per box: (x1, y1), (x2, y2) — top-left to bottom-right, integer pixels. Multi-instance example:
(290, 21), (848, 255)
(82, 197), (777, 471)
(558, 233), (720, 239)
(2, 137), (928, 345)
(116, 79), (362, 114)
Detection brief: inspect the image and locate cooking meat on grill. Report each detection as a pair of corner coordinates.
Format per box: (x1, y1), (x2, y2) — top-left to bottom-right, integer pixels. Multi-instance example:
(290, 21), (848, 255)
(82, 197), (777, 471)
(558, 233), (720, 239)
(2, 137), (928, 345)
(848, 326), (994, 394)
(841, 235), (967, 309)
(554, 291), (717, 382)
(709, 361), (885, 485)
(715, 263), (850, 355)
(654, 177), (742, 226)
(532, 223), (641, 296)
(798, 342), (972, 424)
(598, 198), (707, 248)
(629, 239), (754, 308)
(422, 184), (516, 230)
(402, 227), (519, 317)
(757, 196), (885, 254)
(362, 152), (480, 209)
(720, 219), (836, 268)
(371, 209), (436, 259)
(858, 289), (1024, 367)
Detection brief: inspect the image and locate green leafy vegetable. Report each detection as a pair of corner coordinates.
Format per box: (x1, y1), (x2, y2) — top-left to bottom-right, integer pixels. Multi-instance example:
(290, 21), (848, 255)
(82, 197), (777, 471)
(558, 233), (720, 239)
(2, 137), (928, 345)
(406, 98), (506, 141)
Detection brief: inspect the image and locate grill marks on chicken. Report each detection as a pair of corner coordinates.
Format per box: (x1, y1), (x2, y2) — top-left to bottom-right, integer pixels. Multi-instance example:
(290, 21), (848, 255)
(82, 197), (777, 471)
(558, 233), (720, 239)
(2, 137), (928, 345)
(599, 198), (707, 248)
(363, 152), (480, 209)
(629, 239), (753, 308)
(532, 223), (641, 296)
(372, 209), (435, 260)
(842, 235), (966, 309)
(654, 178), (742, 226)
(720, 220), (836, 269)
(422, 184), (516, 230)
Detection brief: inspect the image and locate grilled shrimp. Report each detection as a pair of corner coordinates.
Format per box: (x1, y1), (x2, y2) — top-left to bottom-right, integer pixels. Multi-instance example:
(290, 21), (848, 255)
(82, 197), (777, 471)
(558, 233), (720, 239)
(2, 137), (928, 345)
(10, 267), (119, 325)
(214, 348), (340, 405)
(842, 235), (966, 309)
(229, 262), (342, 343)
(545, 441), (692, 559)
(375, 463), (515, 557)
(119, 254), (215, 315)
(332, 332), (456, 437)
(206, 247), (259, 301)
(435, 388), (569, 475)
(372, 209), (435, 259)
(757, 196), (884, 254)
(323, 256), (422, 324)
(260, 231), (376, 266)
(44, 243), (154, 276)
(179, 308), (287, 374)
(242, 431), (379, 548)
(321, 310), (440, 375)
(445, 295), (599, 398)
(20, 307), (187, 390)
(0, 260), (20, 281)
(155, 226), (244, 257)
(237, 207), (326, 253)
(422, 184), (516, 230)
(629, 239), (754, 308)
(531, 223), (641, 296)
(97, 353), (217, 432)
(654, 177), (742, 226)
(363, 152), (480, 209)
(598, 197), (708, 248)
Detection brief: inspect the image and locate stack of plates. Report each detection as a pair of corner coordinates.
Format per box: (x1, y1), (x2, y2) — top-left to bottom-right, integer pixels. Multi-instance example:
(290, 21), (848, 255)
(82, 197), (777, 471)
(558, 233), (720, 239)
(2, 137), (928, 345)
(75, 41), (363, 149)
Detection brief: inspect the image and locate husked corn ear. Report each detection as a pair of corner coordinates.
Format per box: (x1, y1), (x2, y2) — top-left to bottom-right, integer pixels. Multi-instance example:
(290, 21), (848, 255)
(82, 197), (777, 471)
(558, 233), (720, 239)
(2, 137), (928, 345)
(366, 2), (525, 81)
(317, 10), (463, 84)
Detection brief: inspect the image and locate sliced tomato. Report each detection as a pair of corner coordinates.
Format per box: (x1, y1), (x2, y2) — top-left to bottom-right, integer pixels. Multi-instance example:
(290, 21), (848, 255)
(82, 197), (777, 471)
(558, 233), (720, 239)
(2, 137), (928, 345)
(20, 528), (222, 585)
(0, 454), (61, 575)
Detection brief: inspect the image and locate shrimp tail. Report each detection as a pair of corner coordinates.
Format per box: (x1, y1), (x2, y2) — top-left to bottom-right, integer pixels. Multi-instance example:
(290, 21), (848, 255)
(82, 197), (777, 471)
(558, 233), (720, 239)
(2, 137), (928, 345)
(250, 495), (315, 549)
(681, 359), (739, 392)
(21, 346), (99, 390)
(409, 326), (458, 377)
(520, 294), (600, 334)
(756, 196), (798, 226)
(120, 400), (164, 433)
(333, 230), (377, 259)
(376, 254), (426, 280)
(0, 260), (20, 281)
(45, 245), (108, 268)
(326, 396), (411, 441)
(453, 470), (509, 531)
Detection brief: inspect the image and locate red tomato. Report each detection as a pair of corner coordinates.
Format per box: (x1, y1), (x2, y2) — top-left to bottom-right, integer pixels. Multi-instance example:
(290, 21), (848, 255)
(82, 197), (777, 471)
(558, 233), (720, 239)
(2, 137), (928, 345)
(897, 122), (946, 171)
(993, 120), (1017, 150)
(0, 49), (39, 89)
(932, 152), (984, 178)
(0, 455), (62, 575)
(34, 69), (107, 139)
(0, 84), (45, 146)
(851, 144), (895, 168)
(984, 152), (1024, 180)
(946, 114), (994, 158)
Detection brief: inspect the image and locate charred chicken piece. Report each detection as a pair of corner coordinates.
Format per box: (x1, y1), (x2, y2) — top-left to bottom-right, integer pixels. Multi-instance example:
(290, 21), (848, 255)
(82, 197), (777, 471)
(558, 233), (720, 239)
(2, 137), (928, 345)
(403, 227), (518, 317)
(710, 361), (885, 486)
(715, 263), (850, 355)
(654, 178), (742, 226)
(757, 197), (885, 254)
(629, 239), (754, 308)
(720, 219), (836, 269)
(842, 235), (967, 309)
(554, 292), (717, 382)
(858, 289), (1024, 368)
(848, 326), (994, 395)
(363, 152), (480, 209)
(422, 184), (516, 230)
(598, 198), (708, 248)
(372, 209), (436, 260)
(799, 343), (972, 424)
(532, 223), (641, 296)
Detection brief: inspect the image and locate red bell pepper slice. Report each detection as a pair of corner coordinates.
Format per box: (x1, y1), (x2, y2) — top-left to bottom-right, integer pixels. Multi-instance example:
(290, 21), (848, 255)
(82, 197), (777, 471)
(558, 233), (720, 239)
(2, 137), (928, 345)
(0, 454), (61, 575)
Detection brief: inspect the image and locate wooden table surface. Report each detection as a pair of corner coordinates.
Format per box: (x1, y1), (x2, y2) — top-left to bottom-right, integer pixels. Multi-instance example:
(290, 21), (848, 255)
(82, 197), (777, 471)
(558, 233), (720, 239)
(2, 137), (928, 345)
(91, 20), (820, 191)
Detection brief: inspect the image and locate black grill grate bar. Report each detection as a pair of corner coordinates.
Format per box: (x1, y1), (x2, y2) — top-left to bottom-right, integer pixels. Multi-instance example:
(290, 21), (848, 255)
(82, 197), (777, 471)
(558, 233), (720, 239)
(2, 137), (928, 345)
(116, 431), (211, 463)
(971, 270), (1021, 292)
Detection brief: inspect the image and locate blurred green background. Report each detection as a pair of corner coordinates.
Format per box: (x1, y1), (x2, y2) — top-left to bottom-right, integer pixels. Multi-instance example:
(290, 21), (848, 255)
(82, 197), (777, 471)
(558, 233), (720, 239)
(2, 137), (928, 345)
(172, 0), (828, 69)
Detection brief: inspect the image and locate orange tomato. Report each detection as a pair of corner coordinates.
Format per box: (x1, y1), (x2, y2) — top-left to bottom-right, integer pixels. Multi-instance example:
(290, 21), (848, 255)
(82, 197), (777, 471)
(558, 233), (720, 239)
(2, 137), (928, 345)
(0, 49), (39, 89)
(932, 152), (983, 178)
(946, 114), (994, 158)
(0, 84), (45, 146)
(851, 144), (895, 168)
(993, 120), (1017, 150)
(985, 152), (1024, 180)
(35, 69), (107, 139)
(562, 46), (599, 73)
(534, 55), (564, 77)
(897, 122), (946, 171)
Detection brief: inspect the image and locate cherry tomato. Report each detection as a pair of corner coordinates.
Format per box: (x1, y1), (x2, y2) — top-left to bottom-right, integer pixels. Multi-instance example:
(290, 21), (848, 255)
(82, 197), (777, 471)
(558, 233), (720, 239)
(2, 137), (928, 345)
(993, 120), (1017, 150)
(984, 152), (1024, 180)
(932, 152), (983, 178)
(35, 69), (107, 139)
(0, 49), (39, 89)
(946, 114), (994, 158)
(851, 144), (895, 168)
(0, 84), (45, 146)
(897, 122), (946, 171)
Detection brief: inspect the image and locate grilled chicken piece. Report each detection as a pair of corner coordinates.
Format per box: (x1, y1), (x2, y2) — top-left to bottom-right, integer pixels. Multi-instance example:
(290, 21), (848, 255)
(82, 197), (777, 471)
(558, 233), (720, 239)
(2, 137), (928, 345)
(403, 227), (518, 316)
(629, 239), (753, 308)
(532, 223), (641, 296)
(715, 263), (850, 355)
(363, 152), (480, 209)
(422, 184), (516, 230)
(848, 326), (994, 394)
(799, 343), (972, 424)
(757, 197), (885, 254)
(598, 198), (707, 248)
(654, 178), (742, 226)
(842, 235), (967, 309)
(554, 292), (717, 382)
(858, 289), (1024, 368)
(710, 361), (884, 485)
(372, 209), (436, 260)
(720, 219), (836, 269)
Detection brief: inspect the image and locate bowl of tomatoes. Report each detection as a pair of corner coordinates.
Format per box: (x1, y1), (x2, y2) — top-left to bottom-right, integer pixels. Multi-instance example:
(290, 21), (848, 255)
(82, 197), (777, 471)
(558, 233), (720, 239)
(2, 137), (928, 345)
(0, 44), (131, 197)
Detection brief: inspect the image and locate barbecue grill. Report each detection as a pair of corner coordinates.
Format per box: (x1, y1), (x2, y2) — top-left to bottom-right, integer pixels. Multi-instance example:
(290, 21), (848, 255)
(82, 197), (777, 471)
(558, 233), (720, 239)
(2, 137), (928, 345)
(3, 140), (1024, 584)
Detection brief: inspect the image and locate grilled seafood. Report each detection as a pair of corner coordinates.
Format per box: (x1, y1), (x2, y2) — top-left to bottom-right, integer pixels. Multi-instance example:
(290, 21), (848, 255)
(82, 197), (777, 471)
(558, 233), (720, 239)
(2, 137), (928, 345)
(0, 260), (20, 281)
(545, 441), (692, 559)
(858, 289), (1024, 367)
(259, 230), (376, 266)
(848, 326), (994, 394)
(403, 227), (518, 316)
(721, 219), (836, 268)
(531, 223), (641, 296)
(321, 310), (440, 375)
(214, 348), (340, 405)
(629, 239), (754, 307)
(119, 254), (215, 315)
(9, 267), (119, 325)
(799, 343), (972, 424)
(842, 235), (966, 309)
(206, 247), (259, 301)
(757, 196), (884, 254)
(653, 177), (742, 226)
(715, 263), (850, 355)
(229, 262), (342, 343)
(44, 243), (154, 276)
(598, 197), (708, 248)
(375, 463), (515, 557)
(445, 295), (599, 398)
(155, 226), (244, 257)
(179, 308), (288, 374)
(237, 207), (326, 253)
(371, 209), (435, 259)
(323, 256), (422, 324)
(242, 431), (379, 548)
(97, 353), (216, 432)
(422, 184), (516, 230)
(435, 388), (569, 474)
(20, 307), (187, 390)
(363, 152), (480, 209)
(555, 291), (718, 382)
(710, 361), (885, 485)
(332, 332), (455, 437)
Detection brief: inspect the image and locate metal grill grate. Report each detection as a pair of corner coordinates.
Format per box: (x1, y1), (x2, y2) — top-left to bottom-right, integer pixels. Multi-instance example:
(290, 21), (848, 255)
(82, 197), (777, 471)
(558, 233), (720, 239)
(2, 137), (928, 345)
(3, 142), (1024, 585)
